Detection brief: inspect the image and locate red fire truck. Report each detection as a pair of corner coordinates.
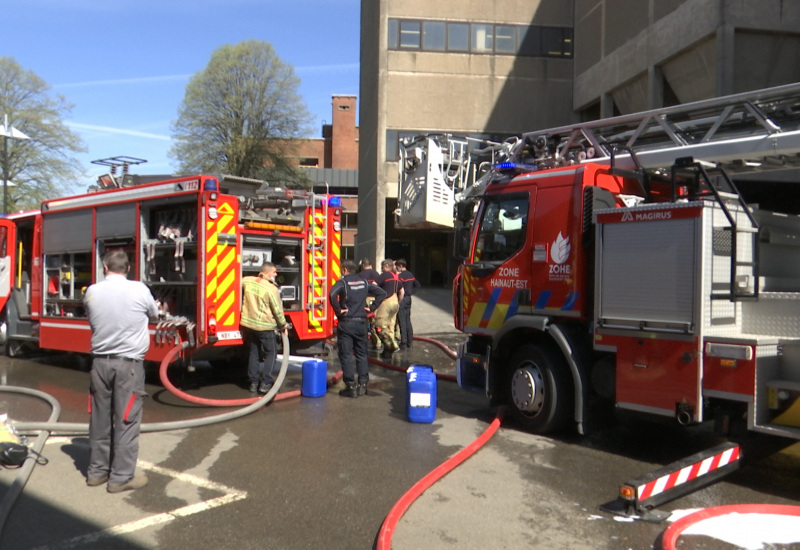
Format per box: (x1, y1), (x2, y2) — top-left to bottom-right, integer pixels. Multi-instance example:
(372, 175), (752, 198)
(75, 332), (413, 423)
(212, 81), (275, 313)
(398, 83), (800, 445)
(0, 170), (341, 366)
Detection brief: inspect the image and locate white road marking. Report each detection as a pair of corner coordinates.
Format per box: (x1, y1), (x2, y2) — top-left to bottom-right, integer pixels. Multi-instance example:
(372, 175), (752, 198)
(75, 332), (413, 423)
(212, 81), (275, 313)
(32, 459), (247, 550)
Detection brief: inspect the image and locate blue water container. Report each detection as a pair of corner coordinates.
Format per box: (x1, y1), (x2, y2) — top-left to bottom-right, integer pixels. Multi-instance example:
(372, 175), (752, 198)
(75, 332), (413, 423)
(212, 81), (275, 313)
(302, 359), (328, 397)
(406, 364), (437, 423)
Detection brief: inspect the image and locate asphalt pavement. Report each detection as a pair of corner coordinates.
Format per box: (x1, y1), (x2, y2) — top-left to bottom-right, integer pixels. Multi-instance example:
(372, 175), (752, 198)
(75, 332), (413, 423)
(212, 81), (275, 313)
(1, 288), (799, 549)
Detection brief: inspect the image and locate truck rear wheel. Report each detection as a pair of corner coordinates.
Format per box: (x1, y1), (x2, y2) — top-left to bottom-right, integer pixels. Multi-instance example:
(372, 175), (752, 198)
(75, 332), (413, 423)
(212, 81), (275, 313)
(506, 344), (574, 434)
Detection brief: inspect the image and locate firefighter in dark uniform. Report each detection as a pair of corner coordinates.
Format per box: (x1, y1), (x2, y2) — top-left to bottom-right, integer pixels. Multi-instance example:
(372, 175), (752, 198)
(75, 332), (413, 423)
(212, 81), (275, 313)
(395, 258), (421, 349)
(329, 259), (387, 397)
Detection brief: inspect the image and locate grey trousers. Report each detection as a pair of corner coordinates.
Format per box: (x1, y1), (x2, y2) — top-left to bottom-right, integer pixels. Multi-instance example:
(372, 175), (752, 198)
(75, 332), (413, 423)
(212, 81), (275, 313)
(88, 356), (146, 484)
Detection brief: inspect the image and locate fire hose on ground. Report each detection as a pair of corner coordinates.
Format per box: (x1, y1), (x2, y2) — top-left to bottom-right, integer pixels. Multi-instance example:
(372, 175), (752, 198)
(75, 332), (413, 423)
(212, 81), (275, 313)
(0, 333), (292, 539)
(0, 332), (502, 546)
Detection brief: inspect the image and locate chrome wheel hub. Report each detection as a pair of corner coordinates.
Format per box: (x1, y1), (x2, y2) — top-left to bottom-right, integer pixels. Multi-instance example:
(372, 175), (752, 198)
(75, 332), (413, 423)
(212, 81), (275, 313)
(511, 366), (545, 414)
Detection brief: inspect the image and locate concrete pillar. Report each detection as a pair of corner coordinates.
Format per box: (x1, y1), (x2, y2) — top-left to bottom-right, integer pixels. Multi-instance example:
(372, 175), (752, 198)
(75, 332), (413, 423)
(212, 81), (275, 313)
(600, 92), (615, 119)
(648, 65), (665, 109)
(715, 21), (735, 96)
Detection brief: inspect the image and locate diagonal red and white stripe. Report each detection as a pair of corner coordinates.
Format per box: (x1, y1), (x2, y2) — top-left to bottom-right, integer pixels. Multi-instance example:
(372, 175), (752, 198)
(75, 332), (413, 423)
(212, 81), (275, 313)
(638, 446), (741, 501)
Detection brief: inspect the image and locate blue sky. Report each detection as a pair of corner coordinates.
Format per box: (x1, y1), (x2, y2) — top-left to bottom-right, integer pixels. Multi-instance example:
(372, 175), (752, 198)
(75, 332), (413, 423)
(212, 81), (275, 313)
(5, 0), (360, 192)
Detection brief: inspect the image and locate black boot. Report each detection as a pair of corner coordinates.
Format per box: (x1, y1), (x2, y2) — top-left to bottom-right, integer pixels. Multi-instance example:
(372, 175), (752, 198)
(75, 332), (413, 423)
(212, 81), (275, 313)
(357, 381), (368, 396)
(339, 383), (358, 398)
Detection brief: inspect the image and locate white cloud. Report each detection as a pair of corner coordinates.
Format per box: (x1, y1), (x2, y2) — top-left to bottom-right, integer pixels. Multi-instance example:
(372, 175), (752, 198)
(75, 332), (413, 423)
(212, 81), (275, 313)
(53, 64), (358, 88)
(55, 74), (191, 89)
(67, 122), (171, 141)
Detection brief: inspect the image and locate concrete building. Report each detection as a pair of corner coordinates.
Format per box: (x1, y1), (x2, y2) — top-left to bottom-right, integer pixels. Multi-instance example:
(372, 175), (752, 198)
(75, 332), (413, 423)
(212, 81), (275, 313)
(574, 0), (800, 119)
(359, 0), (575, 286)
(357, 0), (800, 286)
(288, 95), (359, 169)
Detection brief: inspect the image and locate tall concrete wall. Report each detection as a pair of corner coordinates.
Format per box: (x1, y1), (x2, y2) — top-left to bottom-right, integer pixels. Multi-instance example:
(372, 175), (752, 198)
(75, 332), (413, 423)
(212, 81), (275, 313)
(575, 0), (800, 115)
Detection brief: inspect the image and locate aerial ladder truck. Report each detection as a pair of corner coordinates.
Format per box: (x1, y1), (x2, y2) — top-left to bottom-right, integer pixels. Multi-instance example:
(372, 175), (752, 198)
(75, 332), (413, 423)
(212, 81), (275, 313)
(397, 83), (800, 517)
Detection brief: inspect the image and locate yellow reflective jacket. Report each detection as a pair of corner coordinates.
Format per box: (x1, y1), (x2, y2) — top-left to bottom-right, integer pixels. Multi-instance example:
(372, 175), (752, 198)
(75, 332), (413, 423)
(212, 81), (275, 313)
(240, 276), (287, 331)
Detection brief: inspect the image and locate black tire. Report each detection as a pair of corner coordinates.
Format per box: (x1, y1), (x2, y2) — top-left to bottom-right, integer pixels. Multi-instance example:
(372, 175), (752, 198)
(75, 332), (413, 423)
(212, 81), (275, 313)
(505, 343), (574, 434)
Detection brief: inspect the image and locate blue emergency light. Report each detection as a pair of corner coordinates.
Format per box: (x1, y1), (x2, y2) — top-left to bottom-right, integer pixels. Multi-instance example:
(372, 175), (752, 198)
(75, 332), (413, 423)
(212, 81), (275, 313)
(203, 178), (219, 191)
(328, 196), (342, 207)
(495, 162), (538, 173)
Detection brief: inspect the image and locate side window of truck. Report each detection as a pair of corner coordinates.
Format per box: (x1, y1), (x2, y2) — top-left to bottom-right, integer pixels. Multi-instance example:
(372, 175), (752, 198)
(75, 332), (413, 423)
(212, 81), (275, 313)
(474, 195), (528, 262)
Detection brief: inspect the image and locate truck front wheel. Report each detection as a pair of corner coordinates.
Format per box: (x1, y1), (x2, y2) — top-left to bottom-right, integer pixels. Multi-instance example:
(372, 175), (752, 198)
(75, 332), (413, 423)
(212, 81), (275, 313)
(505, 344), (574, 434)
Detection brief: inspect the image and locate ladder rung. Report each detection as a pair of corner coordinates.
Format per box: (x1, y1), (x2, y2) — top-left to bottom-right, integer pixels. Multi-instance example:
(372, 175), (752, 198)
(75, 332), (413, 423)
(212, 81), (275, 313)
(711, 293), (759, 301)
(721, 226), (758, 233)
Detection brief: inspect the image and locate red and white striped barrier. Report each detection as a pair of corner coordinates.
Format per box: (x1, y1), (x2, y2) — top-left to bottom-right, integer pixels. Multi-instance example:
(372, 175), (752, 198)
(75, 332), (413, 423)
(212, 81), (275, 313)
(636, 444), (740, 501)
(601, 442), (742, 522)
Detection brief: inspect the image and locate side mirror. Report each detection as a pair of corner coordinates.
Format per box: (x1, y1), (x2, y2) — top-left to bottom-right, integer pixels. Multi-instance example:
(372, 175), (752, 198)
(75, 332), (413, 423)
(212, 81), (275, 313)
(453, 226), (471, 260)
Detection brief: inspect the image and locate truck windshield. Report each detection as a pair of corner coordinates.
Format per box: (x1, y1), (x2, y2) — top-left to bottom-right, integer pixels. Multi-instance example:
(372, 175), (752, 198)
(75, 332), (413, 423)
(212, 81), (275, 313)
(474, 194), (528, 263)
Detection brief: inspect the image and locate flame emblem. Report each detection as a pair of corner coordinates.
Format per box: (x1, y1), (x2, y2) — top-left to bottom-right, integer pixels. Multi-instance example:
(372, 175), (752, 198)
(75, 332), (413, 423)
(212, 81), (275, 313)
(551, 232), (571, 264)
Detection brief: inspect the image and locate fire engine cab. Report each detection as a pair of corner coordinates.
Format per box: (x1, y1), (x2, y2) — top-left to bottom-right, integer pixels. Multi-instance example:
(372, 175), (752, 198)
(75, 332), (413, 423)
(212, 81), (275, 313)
(0, 170), (341, 366)
(398, 82), (800, 444)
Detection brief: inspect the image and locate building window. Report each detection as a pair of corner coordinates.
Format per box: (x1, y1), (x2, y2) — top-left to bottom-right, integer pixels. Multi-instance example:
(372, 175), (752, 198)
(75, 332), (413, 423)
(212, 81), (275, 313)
(495, 25), (516, 53)
(298, 157), (318, 167)
(388, 19), (398, 49)
(542, 26), (572, 57)
(447, 23), (469, 52)
(519, 26), (573, 58)
(471, 24), (494, 53)
(423, 21), (446, 51)
(518, 26), (541, 56)
(343, 212), (358, 228)
(399, 20), (421, 49)
(388, 18), (573, 58)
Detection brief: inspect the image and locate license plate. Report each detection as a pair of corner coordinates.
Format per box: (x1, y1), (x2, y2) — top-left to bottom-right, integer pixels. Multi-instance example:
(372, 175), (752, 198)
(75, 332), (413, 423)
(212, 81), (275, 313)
(215, 331), (242, 341)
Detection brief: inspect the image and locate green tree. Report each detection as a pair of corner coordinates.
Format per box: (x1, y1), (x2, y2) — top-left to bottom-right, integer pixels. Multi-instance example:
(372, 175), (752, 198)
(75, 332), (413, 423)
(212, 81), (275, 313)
(0, 57), (86, 212)
(170, 40), (312, 188)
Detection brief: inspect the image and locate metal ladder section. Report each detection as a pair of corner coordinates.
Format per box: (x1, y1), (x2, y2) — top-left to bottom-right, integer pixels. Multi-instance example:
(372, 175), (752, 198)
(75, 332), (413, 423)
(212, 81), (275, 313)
(307, 193), (329, 322)
(511, 81), (800, 174)
(671, 159), (760, 301)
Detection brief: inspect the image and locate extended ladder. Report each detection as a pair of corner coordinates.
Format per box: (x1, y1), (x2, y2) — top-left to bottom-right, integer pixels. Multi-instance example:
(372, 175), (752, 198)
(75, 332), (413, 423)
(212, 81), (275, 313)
(397, 82), (800, 229)
(513, 81), (800, 174)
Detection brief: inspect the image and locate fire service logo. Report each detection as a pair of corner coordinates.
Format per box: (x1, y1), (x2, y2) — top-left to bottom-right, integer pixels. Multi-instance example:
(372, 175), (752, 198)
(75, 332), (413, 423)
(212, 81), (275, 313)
(551, 232), (570, 264)
(549, 232), (572, 281)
